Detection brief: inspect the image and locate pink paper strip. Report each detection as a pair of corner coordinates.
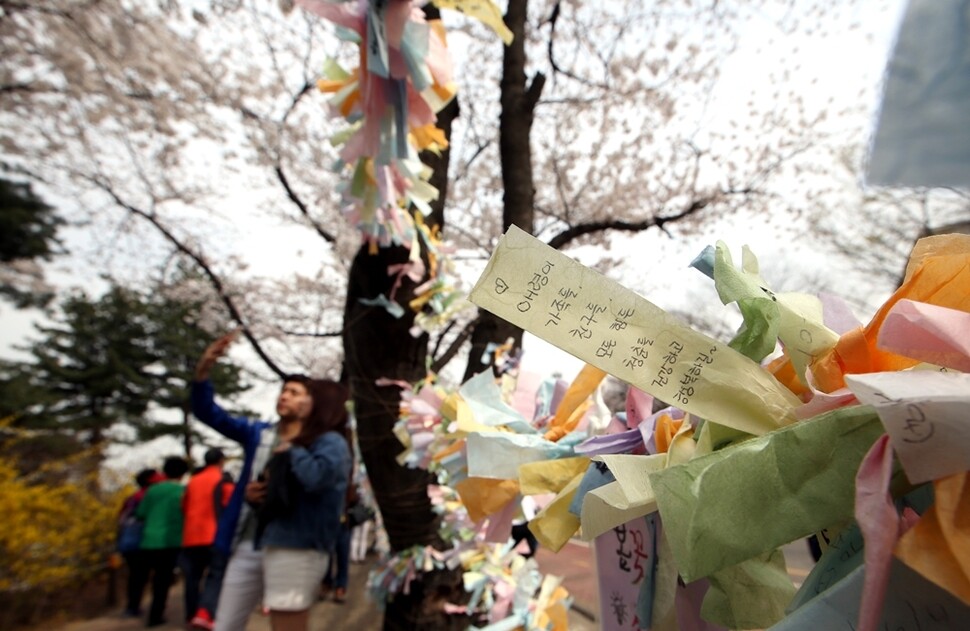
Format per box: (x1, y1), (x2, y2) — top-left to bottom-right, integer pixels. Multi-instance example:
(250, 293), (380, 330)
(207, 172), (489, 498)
(855, 434), (900, 631)
(878, 299), (970, 371)
(596, 519), (652, 630)
(484, 496), (518, 544)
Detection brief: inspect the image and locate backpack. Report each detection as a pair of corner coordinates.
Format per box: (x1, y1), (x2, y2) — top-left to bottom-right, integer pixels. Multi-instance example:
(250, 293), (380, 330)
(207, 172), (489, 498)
(117, 496), (144, 553)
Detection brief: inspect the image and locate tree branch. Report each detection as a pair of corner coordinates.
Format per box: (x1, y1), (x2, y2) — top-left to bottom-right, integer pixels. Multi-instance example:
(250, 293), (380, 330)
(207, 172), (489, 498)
(525, 72), (546, 113)
(91, 179), (287, 378)
(431, 316), (478, 374)
(271, 80), (337, 242)
(546, 195), (721, 250)
(0, 82), (38, 94)
(280, 327), (343, 338)
(544, 1), (610, 90)
(281, 80), (313, 126)
(273, 166), (337, 243)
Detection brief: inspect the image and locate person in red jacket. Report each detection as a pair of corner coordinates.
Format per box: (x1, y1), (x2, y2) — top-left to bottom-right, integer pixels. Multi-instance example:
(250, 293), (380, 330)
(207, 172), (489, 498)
(118, 468), (164, 618)
(181, 448), (234, 626)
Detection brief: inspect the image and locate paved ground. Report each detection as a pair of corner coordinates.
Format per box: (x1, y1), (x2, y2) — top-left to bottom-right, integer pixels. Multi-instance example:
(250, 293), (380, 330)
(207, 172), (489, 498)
(54, 540), (813, 630)
(54, 550), (598, 631)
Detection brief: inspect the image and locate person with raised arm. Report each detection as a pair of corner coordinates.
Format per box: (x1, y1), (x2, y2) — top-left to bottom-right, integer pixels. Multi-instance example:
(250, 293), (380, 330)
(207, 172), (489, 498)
(188, 331), (350, 631)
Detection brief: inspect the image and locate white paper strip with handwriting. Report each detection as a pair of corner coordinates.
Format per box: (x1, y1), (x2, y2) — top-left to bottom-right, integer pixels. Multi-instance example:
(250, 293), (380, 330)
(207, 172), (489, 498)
(845, 371), (970, 484)
(469, 226), (799, 435)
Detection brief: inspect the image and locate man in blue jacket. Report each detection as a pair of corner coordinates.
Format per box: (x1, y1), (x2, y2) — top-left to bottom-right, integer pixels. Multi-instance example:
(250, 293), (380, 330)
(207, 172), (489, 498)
(188, 331), (315, 631)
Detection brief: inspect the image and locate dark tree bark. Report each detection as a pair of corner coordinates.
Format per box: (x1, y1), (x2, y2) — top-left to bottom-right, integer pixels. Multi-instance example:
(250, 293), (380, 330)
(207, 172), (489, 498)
(341, 8), (469, 629)
(343, 244), (468, 630)
(464, 0), (544, 382)
(342, 2), (554, 626)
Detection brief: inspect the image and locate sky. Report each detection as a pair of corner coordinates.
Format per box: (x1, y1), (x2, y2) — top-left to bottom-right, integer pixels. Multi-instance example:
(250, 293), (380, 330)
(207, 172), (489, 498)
(1, 0), (912, 473)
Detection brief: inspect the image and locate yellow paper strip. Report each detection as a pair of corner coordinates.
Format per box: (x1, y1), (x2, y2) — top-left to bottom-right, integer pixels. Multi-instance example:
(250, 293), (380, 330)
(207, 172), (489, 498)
(530, 472), (583, 552)
(518, 456), (590, 495)
(468, 226), (800, 435)
(580, 453), (666, 540)
(432, 0), (514, 45)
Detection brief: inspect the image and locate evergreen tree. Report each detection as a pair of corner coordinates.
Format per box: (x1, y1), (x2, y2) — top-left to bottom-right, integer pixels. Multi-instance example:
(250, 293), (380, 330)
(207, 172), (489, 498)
(0, 178), (62, 307)
(7, 281), (250, 453)
(26, 287), (160, 444)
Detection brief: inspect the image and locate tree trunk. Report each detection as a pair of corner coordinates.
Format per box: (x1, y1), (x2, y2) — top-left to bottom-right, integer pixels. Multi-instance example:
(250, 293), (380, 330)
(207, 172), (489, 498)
(182, 401), (193, 461)
(343, 244), (469, 630)
(464, 0), (543, 382)
(343, 2), (547, 624)
(342, 5), (468, 622)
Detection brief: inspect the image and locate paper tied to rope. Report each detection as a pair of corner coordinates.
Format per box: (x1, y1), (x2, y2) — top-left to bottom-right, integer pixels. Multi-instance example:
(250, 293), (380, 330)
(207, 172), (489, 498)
(809, 233), (970, 392)
(468, 225), (800, 437)
(297, 0), (456, 247)
(846, 371), (970, 485)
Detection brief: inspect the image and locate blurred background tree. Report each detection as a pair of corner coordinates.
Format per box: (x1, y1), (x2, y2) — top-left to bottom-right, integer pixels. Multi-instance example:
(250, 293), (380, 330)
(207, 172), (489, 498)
(0, 178), (62, 308)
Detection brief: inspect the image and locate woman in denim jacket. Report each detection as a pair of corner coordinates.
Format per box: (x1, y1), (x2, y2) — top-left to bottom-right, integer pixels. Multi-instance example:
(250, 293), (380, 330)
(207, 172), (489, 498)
(254, 379), (351, 631)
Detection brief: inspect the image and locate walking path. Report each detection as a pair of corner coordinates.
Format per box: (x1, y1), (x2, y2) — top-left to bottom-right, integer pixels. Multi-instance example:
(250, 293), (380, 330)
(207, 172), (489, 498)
(53, 540), (812, 630)
(53, 549), (597, 631)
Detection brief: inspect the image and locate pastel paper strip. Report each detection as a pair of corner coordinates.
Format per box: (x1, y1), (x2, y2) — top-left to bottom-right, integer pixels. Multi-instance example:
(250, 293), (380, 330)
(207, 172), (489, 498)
(877, 299), (970, 372)
(468, 226), (800, 437)
(581, 481), (658, 542)
(649, 405), (883, 582)
(895, 471), (970, 605)
(855, 434), (899, 631)
(432, 0), (514, 44)
(568, 462), (615, 516)
(580, 454), (666, 541)
(459, 370), (534, 434)
(596, 518), (655, 631)
(769, 559), (970, 631)
(530, 473), (583, 552)
(517, 456), (590, 495)
(574, 427), (643, 456)
(465, 431), (572, 480)
(713, 242), (840, 381)
(701, 549), (796, 629)
(845, 371), (970, 484)
(811, 236), (970, 391)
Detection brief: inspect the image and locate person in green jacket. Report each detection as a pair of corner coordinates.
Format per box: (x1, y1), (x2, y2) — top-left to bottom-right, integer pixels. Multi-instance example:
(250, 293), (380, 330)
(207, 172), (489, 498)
(136, 456), (190, 627)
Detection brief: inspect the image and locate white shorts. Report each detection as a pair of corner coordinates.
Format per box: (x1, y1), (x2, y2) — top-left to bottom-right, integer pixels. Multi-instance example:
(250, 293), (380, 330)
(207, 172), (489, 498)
(262, 547), (330, 611)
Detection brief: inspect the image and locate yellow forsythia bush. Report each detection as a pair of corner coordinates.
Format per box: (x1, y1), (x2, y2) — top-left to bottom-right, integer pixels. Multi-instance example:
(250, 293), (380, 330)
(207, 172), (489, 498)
(0, 454), (126, 593)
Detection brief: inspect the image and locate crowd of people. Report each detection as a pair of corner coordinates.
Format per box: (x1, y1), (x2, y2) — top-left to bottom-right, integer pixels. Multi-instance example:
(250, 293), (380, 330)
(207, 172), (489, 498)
(117, 331), (375, 630)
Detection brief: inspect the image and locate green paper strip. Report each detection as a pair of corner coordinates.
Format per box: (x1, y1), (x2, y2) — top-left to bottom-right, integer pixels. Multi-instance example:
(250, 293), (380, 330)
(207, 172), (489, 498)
(702, 549), (797, 630)
(650, 405), (883, 582)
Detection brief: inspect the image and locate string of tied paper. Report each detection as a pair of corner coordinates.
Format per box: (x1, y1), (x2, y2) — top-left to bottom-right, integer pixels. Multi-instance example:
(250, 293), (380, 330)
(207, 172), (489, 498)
(294, 0), (511, 334)
(387, 232), (970, 630)
(367, 361), (579, 630)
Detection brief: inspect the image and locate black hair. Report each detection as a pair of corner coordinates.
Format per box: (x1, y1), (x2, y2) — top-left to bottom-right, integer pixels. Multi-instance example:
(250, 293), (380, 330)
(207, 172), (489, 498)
(282, 374), (312, 389)
(162, 456), (189, 480)
(204, 447), (225, 466)
(294, 379), (350, 447)
(134, 468), (158, 489)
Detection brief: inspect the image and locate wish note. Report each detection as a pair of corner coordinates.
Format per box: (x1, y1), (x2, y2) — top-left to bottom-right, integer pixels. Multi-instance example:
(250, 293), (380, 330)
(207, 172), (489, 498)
(469, 226), (799, 436)
(771, 559), (970, 631)
(650, 405), (883, 582)
(580, 454), (666, 540)
(595, 517), (655, 631)
(845, 371), (970, 484)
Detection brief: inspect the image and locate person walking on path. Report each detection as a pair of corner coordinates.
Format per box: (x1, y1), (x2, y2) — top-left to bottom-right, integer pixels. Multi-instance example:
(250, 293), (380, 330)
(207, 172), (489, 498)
(190, 331), (350, 631)
(136, 456), (190, 627)
(182, 447), (234, 627)
(321, 483), (357, 603)
(117, 468), (163, 618)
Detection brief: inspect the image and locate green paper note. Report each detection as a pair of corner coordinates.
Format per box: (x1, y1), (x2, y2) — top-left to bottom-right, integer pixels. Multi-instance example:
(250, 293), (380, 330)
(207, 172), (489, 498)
(650, 405), (883, 582)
